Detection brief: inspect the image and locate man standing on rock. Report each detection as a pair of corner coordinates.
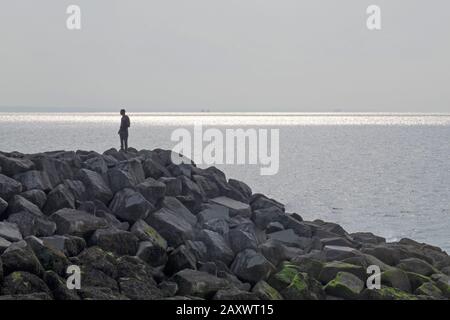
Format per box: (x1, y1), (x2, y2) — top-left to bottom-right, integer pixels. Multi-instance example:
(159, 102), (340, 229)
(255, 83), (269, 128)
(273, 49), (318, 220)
(118, 109), (131, 152)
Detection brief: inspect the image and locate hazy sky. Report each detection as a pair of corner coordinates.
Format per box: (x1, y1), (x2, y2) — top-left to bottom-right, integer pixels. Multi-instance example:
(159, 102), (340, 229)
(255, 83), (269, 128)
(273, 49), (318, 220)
(0, 0), (449, 112)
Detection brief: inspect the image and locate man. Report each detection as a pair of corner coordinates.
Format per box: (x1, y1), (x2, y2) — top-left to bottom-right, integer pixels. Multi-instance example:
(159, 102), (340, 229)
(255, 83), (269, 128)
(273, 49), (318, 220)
(118, 109), (131, 152)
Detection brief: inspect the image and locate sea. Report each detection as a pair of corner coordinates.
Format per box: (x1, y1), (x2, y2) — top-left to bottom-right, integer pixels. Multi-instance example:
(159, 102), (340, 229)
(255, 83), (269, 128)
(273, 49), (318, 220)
(0, 112), (449, 252)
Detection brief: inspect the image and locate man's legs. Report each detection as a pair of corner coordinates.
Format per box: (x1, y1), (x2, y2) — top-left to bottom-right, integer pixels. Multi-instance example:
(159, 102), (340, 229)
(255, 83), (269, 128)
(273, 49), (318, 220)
(120, 132), (125, 151)
(124, 133), (128, 152)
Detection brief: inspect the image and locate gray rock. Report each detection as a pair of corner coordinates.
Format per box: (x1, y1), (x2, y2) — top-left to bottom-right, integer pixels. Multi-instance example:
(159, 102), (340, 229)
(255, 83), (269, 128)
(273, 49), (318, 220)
(324, 271), (365, 300)
(397, 258), (437, 276)
(192, 174), (221, 198)
(173, 269), (231, 298)
(259, 239), (289, 267)
(63, 179), (87, 201)
(0, 237), (12, 253)
(267, 229), (312, 250)
(7, 195), (43, 217)
(318, 261), (366, 284)
(117, 159), (146, 185)
(266, 222), (284, 233)
(1, 271), (50, 296)
(161, 197), (197, 226)
(228, 179), (252, 200)
(118, 277), (163, 300)
(158, 177), (181, 196)
(203, 219), (229, 237)
(43, 184), (76, 215)
(145, 208), (194, 247)
(321, 237), (358, 248)
(231, 249), (275, 284)
(250, 194), (285, 212)
(7, 211), (56, 237)
(381, 268), (412, 293)
(136, 178), (166, 205)
(198, 204), (230, 223)
(0, 154), (34, 176)
(323, 245), (362, 261)
(89, 228), (139, 256)
(210, 196), (251, 218)
(136, 240), (168, 267)
(213, 287), (259, 300)
(25, 236), (70, 276)
(51, 208), (108, 237)
(109, 188), (154, 223)
(159, 281), (178, 297)
(43, 270), (80, 300)
(165, 245), (197, 275)
(1, 240), (44, 276)
(20, 189), (47, 209)
(130, 219), (167, 249)
(0, 197), (8, 216)
(13, 170), (52, 192)
(252, 207), (284, 229)
(77, 169), (113, 204)
(0, 174), (22, 201)
(143, 158), (171, 179)
(199, 229), (235, 265)
(41, 235), (86, 257)
(83, 156), (108, 176)
(107, 168), (135, 193)
(185, 240), (208, 262)
(0, 222), (23, 242)
(252, 280), (283, 300)
(229, 228), (258, 253)
(350, 232), (386, 245)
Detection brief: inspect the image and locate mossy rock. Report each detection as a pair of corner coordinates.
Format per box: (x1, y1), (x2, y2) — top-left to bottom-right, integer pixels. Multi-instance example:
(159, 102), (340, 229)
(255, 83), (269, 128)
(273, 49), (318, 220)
(381, 268), (411, 293)
(360, 287), (418, 300)
(145, 225), (167, 249)
(318, 261), (365, 284)
(324, 271), (364, 299)
(291, 257), (324, 279)
(252, 280), (284, 300)
(406, 272), (431, 291)
(414, 282), (444, 299)
(268, 262), (324, 300)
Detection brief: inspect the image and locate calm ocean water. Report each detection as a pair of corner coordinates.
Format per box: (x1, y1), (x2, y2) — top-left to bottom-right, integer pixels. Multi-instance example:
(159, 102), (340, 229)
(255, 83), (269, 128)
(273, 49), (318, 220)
(1, 112), (449, 252)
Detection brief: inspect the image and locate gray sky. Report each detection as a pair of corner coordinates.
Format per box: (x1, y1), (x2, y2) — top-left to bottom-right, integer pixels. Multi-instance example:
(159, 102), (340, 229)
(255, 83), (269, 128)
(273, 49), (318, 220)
(0, 0), (449, 112)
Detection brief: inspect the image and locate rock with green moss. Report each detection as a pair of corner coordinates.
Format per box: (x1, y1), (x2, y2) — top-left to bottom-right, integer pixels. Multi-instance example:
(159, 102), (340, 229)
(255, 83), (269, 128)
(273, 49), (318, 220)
(318, 261), (365, 284)
(268, 262), (324, 300)
(1, 271), (51, 296)
(252, 280), (284, 300)
(130, 219), (167, 249)
(291, 256), (324, 279)
(381, 268), (411, 293)
(406, 272), (431, 291)
(431, 274), (450, 298)
(324, 271), (364, 299)
(360, 287), (418, 300)
(414, 282), (444, 299)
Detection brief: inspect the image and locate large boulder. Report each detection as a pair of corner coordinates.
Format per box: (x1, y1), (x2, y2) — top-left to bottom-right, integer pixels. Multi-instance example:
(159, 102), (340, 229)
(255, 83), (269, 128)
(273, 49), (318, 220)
(20, 189), (47, 209)
(41, 235), (86, 257)
(1, 240), (44, 276)
(267, 229), (312, 250)
(165, 245), (197, 276)
(213, 287), (258, 300)
(136, 178), (166, 205)
(7, 211), (56, 238)
(136, 241), (168, 267)
(13, 170), (52, 192)
(230, 249), (275, 284)
(161, 197), (197, 226)
(118, 277), (163, 300)
(83, 157), (108, 177)
(0, 174), (22, 201)
(251, 280), (283, 300)
(89, 228), (139, 256)
(199, 230), (235, 265)
(0, 154), (34, 176)
(1, 271), (51, 296)
(173, 269), (231, 298)
(350, 232), (386, 245)
(197, 204), (230, 224)
(0, 222), (23, 242)
(228, 228), (258, 253)
(318, 261), (366, 284)
(143, 158), (171, 179)
(76, 169), (113, 204)
(268, 262), (324, 300)
(381, 268), (412, 293)
(158, 177), (181, 196)
(107, 168), (135, 193)
(7, 195), (43, 217)
(109, 188), (154, 223)
(397, 258), (438, 276)
(25, 236), (70, 276)
(210, 197), (251, 218)
(63, 179), (87, 202)
(51, 208), (108, 237)
(145, 208), (194, 247)
(324, 271), (365, 299)
(0, 237), (11, 253)
(116, 159), (146, 185)
(43, 184), (76, 215)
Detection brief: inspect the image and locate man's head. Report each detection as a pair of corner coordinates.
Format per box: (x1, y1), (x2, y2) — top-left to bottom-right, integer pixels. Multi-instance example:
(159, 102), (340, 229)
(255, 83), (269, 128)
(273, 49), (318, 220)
(120, 109), (126, 116)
